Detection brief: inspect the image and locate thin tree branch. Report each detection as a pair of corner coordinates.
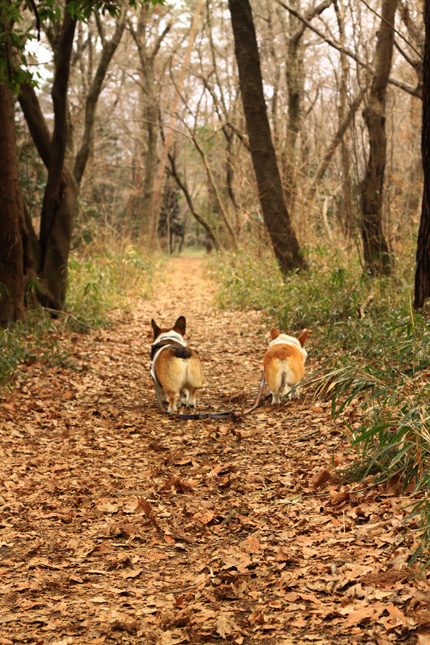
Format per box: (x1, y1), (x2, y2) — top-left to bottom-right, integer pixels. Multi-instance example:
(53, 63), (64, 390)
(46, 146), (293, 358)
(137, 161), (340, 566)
(73, 6), (128, 185)
(18, 82), (51, 168)
(274, 0), (422, 98)
(360, 0), (422, 59)
(308, 85), (367, 200)
(167, 152), (221, 250)
(292, 0), (334, 44)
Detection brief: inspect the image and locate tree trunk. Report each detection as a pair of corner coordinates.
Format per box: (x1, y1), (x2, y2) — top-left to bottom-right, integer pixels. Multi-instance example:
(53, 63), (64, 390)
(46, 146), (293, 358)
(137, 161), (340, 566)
(0, 83), (26, 324)
(338, 85), (354, 240)
(168, 152), (221, 251)
(335, 0), (354, 242)
(19, 80), (79, 309)
(73, 6), (127, 186)
(228, 0), (306, 273)
(360, 0), (397, 276)
(142, 71), (159, 237)
(414, 0), (430, 308)
(282, 0), (333, 212)
(30, 6), (77, 309)
(128, 8), (172, 237)
(19, 5), (125, 310)
(284, 0), (303, 212)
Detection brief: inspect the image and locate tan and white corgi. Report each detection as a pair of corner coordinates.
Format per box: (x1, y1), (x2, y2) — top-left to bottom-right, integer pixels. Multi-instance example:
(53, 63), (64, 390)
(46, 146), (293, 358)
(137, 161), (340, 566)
(150, 316), (203, 413)
(263, 328), (308, 404)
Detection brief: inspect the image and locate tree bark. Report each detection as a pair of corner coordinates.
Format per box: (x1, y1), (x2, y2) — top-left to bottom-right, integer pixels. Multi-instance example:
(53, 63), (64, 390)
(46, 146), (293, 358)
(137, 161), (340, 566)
(228, 0), (306, 273)
(0, 83), (26, 324)
(335, 0), (354, 242)
(32, 5), (77, 309)
(19, 5), (126, 310)
(282, 0), (332, 212)
(73, 6), (127, 186)
(168, 152), (220, 251)
(128, 8), (172, 237)
(413, 0), (430, 308)
(359, 0), (397, 275)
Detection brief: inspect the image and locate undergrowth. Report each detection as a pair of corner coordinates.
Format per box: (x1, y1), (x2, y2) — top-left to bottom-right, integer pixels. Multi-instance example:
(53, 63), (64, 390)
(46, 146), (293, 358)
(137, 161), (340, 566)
(210, 241), (430, 563)
(0, 241), (160, 385)
(67, 242), (158, 331)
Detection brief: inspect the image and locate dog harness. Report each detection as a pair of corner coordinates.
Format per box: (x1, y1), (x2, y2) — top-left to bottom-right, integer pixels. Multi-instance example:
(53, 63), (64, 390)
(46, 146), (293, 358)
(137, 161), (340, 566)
(150, 331), (187, 388)
(269, 335), (307, 361)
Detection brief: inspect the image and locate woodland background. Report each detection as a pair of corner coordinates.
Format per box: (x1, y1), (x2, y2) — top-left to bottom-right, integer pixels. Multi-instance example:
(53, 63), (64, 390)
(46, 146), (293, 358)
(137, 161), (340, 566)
(3, 3), (430, 641)
(1, 0), (430, 574)
(6, 0), (425, 276)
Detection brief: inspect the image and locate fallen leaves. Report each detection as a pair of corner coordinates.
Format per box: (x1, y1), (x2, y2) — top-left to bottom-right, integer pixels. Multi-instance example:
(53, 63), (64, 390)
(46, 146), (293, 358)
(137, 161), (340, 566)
(311, 467), (332, 487)
(0, 257), (429, 644)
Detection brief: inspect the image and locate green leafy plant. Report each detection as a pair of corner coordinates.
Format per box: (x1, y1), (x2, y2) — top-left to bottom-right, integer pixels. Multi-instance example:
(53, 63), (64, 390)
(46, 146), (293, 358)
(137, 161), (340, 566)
(210, 240), (430, 561)
(0, 308), (72, 384)
(0, 240), (161, 383)
(66, 241), (160, 330)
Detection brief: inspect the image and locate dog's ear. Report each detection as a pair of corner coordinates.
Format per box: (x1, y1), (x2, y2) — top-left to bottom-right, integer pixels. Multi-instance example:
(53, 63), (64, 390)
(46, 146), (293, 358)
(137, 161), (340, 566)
(298, 329), (308, 347)
(270, 328), (280, 340)
(173, 316), (186, 336)
(151, 319), (161, 339)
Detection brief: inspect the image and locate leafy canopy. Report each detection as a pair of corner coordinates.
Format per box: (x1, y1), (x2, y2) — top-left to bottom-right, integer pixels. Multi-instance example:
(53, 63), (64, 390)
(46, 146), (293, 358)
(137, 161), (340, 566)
(0, 0), (163, 89)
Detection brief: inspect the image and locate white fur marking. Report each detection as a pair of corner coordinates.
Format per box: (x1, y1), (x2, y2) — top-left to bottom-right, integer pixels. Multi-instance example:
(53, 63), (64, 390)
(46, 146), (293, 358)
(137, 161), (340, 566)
(269, 334), (307, 361)
(152, 331), (186, 348)
(150, 332), (187, 387)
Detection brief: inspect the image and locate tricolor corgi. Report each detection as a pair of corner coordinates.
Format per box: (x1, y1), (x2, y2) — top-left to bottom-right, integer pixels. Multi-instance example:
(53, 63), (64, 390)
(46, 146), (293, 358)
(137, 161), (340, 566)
(263, 328), (308, 404)
(150, 316), (203, 413)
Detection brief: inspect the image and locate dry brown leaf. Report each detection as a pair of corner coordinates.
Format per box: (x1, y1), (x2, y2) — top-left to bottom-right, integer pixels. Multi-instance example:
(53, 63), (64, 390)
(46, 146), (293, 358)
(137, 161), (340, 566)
(310, 468), (331, 487)
(418, 634), (430, 645)
(120, 568), (143, 579)
(216, 613), (233, 638)
(0, 257), (421, 645)
(242, 536), (261, 553)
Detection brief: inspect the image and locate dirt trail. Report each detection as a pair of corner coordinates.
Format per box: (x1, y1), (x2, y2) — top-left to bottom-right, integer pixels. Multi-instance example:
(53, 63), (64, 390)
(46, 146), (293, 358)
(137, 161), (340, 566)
(0, 257), (429, 645)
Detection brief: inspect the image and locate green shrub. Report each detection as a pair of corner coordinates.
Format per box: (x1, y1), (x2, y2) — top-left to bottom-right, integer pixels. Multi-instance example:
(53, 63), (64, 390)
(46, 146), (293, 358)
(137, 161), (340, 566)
(0, 308), (72, 385)
(210, 241), (430, 562)
(66, 242), (159, 331)
(211, 243), (415, 350)
(0, 241), (161, 384)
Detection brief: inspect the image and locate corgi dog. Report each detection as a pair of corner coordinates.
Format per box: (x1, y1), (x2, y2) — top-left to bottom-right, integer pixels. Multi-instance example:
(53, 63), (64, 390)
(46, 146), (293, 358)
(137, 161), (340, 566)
(150, 316), (203, 413)
(263, 328), (308, 404)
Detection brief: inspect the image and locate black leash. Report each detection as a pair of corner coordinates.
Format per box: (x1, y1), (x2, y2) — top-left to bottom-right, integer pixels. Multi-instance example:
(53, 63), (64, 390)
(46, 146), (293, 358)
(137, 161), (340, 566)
(151, 369), (266, 420)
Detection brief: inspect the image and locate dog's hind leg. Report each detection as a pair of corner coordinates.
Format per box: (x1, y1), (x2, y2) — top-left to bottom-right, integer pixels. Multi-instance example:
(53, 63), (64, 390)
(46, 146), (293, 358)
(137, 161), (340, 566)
(186, 387), (198, 408)
(268, 371), (284, 405)
(271, 391), (281, 405)
(167, 391), (180, 413)
(180, 389), (190, 406)
(155, 383), (169, 404)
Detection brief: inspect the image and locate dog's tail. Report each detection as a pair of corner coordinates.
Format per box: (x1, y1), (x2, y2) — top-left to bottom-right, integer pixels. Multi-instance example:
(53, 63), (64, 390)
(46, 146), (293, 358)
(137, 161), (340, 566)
(174, 347), (192, 359)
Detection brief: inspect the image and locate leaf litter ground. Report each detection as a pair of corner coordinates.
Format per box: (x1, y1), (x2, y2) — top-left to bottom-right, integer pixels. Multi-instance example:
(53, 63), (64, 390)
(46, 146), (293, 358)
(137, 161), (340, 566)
(1, 257), (430, 645)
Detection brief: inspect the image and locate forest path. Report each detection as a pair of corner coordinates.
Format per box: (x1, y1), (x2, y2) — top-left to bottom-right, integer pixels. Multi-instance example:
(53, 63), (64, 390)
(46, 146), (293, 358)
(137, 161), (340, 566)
(0, 256), (428, 645)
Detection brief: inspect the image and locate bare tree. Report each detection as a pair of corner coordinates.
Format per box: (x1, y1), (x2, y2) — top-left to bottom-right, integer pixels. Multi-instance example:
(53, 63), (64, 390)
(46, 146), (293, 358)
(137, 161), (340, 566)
(228, 0), (306, 273)
(282, 0), (333, 212)
(127, 5), (172, 236)
(0, 83), (27, 323)
(360, 0), (397, 275)
(414, 0), (430, 308)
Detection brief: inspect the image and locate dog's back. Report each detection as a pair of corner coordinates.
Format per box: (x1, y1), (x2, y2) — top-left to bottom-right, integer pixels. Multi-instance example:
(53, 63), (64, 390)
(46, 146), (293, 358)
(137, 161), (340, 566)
(264, 329), (308, 404)
(151, 316), (203, 413)
(154, 344), (202, 392)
